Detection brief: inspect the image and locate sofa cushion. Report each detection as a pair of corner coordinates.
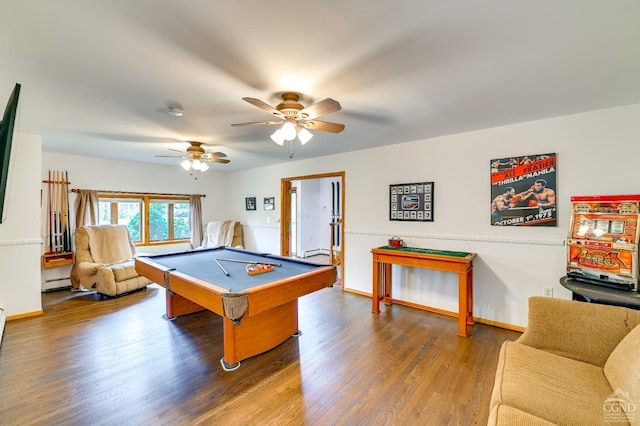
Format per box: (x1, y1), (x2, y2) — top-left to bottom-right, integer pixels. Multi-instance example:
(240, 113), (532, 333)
(604, 324), (640, 425)
(491, 341), (614, 425)
(517, 297), (640, 367)
(488, 404), (557, 426)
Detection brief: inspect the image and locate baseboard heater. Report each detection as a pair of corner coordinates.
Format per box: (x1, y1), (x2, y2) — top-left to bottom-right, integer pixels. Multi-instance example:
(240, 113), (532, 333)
(42, 276), (72, 292)
(302, 248), (331, 258)
(0, 307), (6, 347)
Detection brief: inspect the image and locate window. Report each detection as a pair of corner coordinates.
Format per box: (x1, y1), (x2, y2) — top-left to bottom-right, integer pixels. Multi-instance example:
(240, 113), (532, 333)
(98, 195), (190, 245)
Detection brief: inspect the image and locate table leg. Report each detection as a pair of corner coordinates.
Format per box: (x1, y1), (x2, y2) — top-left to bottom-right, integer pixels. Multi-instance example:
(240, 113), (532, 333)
(164, 290), (205, 319)
(466, 268), (474, 325)
(383, 263), (392, 305)
(458, 272), (468, 337)
(372, 260), (380, 313)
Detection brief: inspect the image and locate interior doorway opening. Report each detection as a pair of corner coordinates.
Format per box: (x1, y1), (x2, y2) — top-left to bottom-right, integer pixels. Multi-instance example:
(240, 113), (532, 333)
(289, 186), (297, 257)
(280, 172), (345, 286)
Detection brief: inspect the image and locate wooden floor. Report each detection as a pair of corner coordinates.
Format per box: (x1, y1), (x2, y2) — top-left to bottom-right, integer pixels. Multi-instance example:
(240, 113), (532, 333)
(0, 284), (520, 425)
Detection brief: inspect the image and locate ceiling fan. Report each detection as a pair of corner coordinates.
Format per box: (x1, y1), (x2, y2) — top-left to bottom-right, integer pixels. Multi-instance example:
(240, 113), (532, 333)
(155, 141), (229, 172)
(231, 92), (345, 145)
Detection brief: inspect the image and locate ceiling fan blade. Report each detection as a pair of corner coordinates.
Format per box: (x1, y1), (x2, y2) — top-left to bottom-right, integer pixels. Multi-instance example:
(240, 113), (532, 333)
(297, 98), (341, 120)
(242, 97), (284, 118)
(202, 153), (227, 161)
(208, 157), (230, 164)
(231, 120), (283, 127)
(155, 154), (187, 158)
(300, 120), (345, 133)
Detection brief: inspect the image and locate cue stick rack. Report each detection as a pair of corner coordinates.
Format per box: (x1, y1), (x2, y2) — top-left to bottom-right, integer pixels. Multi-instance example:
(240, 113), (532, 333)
(41, 170), (74, 269)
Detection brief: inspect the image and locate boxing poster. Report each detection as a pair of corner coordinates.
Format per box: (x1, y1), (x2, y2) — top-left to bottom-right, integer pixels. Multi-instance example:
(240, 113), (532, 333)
(490, 153), (557, 226)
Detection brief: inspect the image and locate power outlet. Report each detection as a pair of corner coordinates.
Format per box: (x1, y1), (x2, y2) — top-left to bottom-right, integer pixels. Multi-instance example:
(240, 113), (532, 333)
(543, 286), (553, 297)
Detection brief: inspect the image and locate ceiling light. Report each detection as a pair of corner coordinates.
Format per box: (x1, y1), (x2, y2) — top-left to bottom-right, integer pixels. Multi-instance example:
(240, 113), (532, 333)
(180, 158), (209, 172)
(167, 105), (183, 117)
(298, 128), (313, 145)
(192, 159), (203, 170)
(270, 129), (285, 146)
(281, 119), (297, 141)
(272, 120), (315, 146)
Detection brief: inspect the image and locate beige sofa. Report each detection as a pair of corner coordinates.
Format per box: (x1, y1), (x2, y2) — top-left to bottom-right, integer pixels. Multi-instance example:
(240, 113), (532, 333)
(74, 225), (151, 297)
(488, 296), (640, 425)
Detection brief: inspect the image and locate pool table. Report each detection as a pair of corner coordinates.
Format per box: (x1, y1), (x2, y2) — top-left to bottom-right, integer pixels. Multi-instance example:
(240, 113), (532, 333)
(135, 247), (337, 371)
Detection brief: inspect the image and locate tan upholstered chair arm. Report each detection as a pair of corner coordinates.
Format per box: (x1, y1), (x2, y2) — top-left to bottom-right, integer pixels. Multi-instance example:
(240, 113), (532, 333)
(516, 296), (640, 367)
(76, 262), (116, 290)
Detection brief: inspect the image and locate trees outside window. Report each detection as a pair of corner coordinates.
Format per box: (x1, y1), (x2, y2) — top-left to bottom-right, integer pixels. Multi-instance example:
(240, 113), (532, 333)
(98, 196), (190, 245)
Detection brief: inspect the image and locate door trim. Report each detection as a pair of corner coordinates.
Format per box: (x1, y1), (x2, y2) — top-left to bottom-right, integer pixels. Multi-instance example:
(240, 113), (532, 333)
(280, 171), (345, 285)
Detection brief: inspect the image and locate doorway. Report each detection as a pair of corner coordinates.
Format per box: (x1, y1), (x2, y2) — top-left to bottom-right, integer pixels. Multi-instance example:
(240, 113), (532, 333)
(289, 186), (297, 256)
(280, 171), (345, 286)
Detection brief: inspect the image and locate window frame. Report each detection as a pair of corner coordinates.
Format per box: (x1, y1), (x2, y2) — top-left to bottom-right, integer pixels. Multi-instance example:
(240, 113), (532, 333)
(98, 193), (191, 246)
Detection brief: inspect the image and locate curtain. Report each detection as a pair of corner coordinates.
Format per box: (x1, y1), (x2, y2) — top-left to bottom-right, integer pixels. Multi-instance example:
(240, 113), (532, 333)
(71, 189), (99, 289)
(190, 194), (203, 248)
(75, 189), (99, 228)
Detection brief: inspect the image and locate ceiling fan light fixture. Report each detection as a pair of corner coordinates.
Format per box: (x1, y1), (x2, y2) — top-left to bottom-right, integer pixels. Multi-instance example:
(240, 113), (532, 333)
(198, 162), (209, 172)
(298, 128), (313, 145)
(180, 159), (192, 170)
(191, 159), (203, 170)
(270, 129), (285, 146)
(281, 119), (297, 141)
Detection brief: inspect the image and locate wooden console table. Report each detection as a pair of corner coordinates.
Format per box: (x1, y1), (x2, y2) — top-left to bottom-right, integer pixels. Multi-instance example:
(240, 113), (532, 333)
(371, 246), (476, 337)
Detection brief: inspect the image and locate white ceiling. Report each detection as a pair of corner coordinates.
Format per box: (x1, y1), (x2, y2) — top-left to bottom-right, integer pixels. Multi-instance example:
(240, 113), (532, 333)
(2, 1), (639, 172)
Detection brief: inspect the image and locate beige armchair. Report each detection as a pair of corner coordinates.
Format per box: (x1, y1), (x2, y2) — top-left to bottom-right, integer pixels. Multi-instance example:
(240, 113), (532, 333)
(74, 224), (151, 297)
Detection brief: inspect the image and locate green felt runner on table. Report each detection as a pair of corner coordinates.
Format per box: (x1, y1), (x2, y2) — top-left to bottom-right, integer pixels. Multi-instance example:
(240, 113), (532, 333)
(378, 246), (471, 257)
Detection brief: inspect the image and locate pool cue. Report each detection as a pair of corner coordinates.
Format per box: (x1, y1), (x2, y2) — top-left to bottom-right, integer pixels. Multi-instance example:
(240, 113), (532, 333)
(47, 170), (53, 253)
(64, 171), (71, 252)
(60, 171), (68, 252)
(214, 258), (230, 276)
(53, 171), (59, 253)
(217, 258), (282, 267)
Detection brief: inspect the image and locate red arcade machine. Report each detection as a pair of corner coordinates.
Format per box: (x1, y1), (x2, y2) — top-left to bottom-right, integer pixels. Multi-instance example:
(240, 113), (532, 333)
(562, 194), (640, 308)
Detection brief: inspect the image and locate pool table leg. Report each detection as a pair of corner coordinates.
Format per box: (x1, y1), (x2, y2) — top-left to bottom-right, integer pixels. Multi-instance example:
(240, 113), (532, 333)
(220, 358), (241, 372)
(221, 300), (299, 371)
(164, 290), (206, 319)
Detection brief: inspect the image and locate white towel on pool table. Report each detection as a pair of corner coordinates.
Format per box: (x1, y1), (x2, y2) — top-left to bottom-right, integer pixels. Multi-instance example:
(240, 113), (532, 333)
(204, 221), (236, 248)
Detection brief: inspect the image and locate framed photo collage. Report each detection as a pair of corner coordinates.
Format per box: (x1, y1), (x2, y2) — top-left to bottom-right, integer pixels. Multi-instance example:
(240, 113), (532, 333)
(389, 182), (434, 222)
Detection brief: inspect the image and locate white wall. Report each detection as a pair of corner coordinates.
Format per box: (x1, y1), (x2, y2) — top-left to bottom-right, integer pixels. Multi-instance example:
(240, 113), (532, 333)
(0, 133), (42, 317)
(227, 103), (640, 328)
